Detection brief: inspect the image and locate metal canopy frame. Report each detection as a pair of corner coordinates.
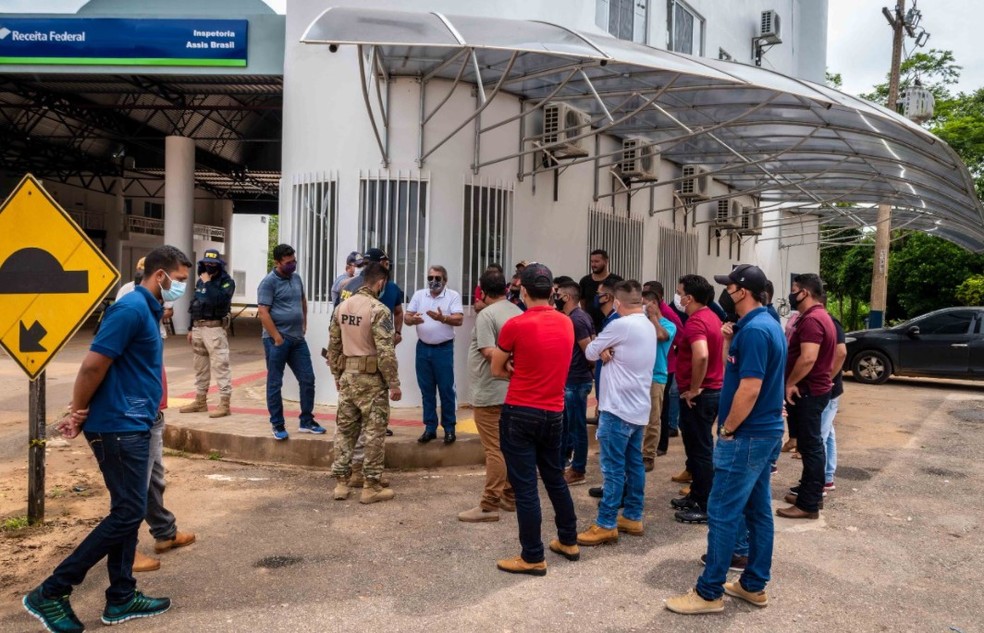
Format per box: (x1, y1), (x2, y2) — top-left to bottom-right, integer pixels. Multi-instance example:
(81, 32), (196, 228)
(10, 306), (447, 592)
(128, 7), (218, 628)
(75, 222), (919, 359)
(302, 7), (984, 251)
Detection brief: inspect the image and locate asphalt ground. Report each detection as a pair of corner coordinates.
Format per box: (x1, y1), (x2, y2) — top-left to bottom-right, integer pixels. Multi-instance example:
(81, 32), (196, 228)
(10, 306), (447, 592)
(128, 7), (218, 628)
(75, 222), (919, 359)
(1, 320), (982, 632)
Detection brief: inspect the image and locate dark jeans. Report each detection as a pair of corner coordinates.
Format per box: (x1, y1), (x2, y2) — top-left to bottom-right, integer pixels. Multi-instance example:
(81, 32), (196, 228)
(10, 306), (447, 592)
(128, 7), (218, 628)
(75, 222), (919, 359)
(562, 381), (593, 473)
(43, 431), (150, 604)
(499, 404), (578, 563)
(146, 412), (176, 541)
(697, 432), (783, 600)
(788, 391), (831, 512)
(657, 373), (674, 453)
(264, 335), (316, 428)
(679, 389), (720, 506)
(415, 340), (456, 433)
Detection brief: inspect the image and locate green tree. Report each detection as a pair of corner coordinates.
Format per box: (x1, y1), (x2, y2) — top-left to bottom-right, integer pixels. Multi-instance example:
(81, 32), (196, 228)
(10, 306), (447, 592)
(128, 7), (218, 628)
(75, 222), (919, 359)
(886, 231), (984, 319)
(956, 274), (984, 306)
(267, 215), (279, 272)
(859, 48), (961, 104)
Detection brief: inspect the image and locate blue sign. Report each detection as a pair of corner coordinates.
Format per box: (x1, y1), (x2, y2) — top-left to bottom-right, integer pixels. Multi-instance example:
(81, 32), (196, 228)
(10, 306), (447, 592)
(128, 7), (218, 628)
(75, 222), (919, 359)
(0, 18), (248, 67)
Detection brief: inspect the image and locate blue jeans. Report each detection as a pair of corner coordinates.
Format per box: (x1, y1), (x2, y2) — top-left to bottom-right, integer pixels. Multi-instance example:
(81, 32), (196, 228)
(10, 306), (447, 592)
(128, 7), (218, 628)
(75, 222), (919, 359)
(264, 335), (316, 428)
(500, 404), (578, 563)
(667, 377), (680, 431)
(820, 396), (840, 484)
(697, 432), (783, 600)
(596, 412), (646, 528)
(43, 431), (150, 604)
(415, 340), (456, 433)
(562, 382), (593, 473)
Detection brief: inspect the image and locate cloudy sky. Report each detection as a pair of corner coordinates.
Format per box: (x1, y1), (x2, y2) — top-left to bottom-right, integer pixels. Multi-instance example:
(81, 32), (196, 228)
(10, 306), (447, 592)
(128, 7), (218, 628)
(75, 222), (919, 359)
(2, 0), (981, 97)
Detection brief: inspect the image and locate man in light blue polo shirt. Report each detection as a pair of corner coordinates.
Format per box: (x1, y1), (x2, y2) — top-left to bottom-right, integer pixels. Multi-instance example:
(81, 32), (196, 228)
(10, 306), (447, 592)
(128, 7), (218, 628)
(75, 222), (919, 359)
(24, 245), (192, 632)
(667, 264), (786, 615)
(257, 244), (323, 440)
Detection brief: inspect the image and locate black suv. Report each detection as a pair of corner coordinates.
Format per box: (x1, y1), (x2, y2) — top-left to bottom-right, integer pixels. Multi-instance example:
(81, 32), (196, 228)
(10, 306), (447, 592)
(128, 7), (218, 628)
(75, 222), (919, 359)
(846, 307), (984, 384)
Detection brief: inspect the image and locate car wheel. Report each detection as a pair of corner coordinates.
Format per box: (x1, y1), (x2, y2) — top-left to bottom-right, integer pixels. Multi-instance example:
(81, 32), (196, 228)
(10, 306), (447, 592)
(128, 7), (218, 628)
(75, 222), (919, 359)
(852, 350), (892, 384)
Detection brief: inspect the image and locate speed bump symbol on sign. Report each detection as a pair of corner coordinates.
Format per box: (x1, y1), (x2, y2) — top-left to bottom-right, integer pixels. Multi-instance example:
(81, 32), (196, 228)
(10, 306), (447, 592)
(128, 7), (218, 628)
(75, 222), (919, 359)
(0, 174), (120, 380)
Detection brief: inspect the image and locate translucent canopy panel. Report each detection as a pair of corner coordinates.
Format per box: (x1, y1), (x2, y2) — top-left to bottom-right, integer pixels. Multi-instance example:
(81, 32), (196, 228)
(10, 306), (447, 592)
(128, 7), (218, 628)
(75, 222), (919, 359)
(302, 7), (984, 251)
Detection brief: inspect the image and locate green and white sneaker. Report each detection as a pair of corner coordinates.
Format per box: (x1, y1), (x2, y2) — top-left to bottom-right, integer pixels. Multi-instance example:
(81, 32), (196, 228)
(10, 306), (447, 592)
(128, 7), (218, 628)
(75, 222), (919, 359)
(23, 586), (85, 633)
(101, 591), (170, 626)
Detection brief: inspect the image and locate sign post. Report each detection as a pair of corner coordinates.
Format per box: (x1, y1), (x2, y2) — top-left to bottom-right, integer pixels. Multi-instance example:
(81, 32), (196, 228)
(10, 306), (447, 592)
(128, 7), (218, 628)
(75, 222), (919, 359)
(0, 174), (119, 524)
(28, 371), (46, 525)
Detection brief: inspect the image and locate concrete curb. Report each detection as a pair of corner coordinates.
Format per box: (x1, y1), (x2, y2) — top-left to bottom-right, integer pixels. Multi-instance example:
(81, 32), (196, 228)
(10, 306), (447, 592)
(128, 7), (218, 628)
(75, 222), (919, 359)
(163, 423), (486, 470)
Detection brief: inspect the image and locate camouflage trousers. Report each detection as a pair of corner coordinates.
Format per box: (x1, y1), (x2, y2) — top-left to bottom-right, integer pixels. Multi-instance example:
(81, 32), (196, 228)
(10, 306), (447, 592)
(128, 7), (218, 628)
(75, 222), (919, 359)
(331, 372), (390, 483)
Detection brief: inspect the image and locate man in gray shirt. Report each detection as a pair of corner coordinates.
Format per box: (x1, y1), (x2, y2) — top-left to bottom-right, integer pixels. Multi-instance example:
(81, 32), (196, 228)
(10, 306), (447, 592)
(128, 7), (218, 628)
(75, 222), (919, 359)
(257, 244), (323, 440)
(458, 270), (522, 523)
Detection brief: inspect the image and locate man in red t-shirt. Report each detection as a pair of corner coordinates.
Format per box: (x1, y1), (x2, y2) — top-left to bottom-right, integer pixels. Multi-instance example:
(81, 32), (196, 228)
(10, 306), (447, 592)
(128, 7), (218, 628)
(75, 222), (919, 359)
(778, 273), (836, 520)
(672, 274), (724, 524)
(491, 263), (578, 576)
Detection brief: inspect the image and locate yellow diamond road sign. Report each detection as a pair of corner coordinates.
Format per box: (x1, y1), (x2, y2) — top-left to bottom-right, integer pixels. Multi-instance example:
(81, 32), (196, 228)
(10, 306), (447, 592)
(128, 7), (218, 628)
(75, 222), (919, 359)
(0, 175), (120, 380)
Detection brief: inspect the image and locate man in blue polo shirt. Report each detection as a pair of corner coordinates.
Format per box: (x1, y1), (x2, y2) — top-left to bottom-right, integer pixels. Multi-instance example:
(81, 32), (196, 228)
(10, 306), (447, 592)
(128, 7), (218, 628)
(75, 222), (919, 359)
(24, 245), (192, 633)
(666, 264), (786, 615)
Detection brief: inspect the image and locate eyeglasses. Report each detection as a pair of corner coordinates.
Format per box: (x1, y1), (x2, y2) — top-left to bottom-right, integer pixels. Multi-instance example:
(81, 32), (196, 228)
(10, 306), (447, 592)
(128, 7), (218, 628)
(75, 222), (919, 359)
(427, 275), (444, 282)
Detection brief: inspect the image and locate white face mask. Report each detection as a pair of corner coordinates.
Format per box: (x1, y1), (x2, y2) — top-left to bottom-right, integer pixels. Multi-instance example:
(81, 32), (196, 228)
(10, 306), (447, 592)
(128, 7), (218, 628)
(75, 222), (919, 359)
(673, 293), (686, 312)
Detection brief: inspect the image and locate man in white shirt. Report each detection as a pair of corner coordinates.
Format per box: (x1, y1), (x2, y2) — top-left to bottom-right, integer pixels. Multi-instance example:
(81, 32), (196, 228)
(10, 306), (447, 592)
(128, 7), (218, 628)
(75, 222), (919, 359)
(405, 264), (464, 444)
(578, 280), (658, 546)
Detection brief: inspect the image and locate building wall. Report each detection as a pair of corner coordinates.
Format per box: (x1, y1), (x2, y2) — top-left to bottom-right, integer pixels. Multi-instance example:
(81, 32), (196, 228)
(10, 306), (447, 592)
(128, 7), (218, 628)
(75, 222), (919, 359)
(283, 0), (826, 407)
(230, 214), (271, 304)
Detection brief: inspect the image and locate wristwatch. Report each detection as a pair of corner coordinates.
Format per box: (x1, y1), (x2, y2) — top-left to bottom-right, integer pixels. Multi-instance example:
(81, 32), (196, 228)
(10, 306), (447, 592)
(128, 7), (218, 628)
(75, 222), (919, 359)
(719, 425), (736, 438)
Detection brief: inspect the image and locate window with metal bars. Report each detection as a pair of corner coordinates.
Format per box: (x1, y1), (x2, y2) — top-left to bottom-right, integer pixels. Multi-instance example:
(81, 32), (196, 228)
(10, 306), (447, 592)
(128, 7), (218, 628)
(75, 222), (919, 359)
(596, 0), (648, 43)
(288, 174), (337, 307)
(655, 225), (698, 290)
(461, 180), (513, 306)
(588, 206), (645, 281)
(358, 173), (429, 301)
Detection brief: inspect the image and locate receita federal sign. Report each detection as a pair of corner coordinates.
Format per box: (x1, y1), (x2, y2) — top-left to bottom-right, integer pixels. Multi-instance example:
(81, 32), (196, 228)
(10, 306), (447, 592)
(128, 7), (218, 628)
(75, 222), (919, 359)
(0, 174), (120, 380)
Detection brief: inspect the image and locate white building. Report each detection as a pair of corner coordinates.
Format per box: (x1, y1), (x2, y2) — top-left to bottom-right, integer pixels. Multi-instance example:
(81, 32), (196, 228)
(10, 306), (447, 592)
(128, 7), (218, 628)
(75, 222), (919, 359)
(280, 0), (830, 407)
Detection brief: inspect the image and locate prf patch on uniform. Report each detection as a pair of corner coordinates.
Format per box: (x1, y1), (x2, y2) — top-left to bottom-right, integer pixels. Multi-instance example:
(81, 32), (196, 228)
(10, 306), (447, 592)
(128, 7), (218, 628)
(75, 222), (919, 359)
(380, 313), (394, 333)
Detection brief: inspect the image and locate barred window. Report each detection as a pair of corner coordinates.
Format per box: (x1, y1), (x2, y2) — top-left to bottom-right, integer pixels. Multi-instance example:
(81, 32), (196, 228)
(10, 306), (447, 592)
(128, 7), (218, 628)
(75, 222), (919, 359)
(588, 205), (645, 281)
(288, 173), (338, 308)
(461, 180), (513, 306)
(359, 172), (429, 300)
(655, 225), (698, 291)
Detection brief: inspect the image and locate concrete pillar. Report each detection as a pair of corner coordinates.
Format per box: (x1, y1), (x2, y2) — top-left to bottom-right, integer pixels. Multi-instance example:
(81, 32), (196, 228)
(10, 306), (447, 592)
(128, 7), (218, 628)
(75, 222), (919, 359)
(164, 135), (195, 334)
(221, 199), (234, 272)
(106, 177), (125, 287)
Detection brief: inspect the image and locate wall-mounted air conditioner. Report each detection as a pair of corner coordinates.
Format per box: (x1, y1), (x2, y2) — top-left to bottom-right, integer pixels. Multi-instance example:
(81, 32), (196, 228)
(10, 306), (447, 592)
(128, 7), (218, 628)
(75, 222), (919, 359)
(678, 164), (709, 200)
(711, 199), (742, 229)
(542, 103), (590, 159)
(760, 10), (782, 44)
(620, 139), (660, 181)
(738, 206), (762, 236)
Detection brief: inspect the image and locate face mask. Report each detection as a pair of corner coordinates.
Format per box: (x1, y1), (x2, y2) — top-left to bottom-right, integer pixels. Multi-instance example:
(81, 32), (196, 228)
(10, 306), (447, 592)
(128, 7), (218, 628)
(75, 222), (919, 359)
(553, 294), (565, 310)
(719, 288), (739, 324)
(204, 265), (219, 276)
(134, 273), (143, 285)
(282, 261), (297, 275)
(673, 293), (686, 312)
(428, 279), (444, 292)
(161, 272), (186, 302)
(788, 291), (802, 311)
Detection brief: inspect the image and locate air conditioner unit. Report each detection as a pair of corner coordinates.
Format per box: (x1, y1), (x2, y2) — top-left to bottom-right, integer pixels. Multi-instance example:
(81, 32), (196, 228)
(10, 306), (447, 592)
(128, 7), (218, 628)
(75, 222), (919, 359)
(620, 139), (660, 181)
(738, 206), (762, 236)
(711, 199), (742, 229)
(542, 103), (590, 159)
(760, 10), (782, 44)
(678, 165), (709, 200)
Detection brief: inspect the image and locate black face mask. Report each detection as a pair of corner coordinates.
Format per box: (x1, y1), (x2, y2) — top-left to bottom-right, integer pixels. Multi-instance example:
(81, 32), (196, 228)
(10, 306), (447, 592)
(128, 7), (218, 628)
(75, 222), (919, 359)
(718, 288), (739, 324)
(788, 290), (803, 311)
(553, 294), (566, 310)
(134, 273), (143, 285)
(204, 265), (219, 276)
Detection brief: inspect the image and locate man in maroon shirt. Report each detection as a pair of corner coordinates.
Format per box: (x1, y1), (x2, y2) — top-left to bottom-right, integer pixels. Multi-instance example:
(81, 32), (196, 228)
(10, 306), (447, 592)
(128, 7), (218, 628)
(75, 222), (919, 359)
(492, 263), (579, 576)
(671, 274), (724, 524)
(778, 273), (837, 519)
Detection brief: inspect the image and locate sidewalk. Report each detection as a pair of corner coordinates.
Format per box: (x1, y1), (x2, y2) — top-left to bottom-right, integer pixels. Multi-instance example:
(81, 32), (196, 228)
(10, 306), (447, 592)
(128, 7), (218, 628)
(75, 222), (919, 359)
(162, 317), (488, 469)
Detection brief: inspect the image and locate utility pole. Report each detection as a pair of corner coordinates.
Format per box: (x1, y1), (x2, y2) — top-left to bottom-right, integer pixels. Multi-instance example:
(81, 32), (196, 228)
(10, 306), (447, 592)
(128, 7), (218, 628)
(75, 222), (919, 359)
(868, 0), (906, 329)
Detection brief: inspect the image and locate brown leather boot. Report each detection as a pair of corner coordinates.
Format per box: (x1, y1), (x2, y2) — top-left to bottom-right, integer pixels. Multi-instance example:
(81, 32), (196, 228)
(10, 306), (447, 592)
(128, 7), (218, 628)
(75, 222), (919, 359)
(333, 476), (351, 500)
(179, 393), (208, 413)
(548, 539), (580, 561)
(776, 505), (819, 520)
(577, 524), (619, 546)
(360, 482), (394, 504)
(671, 469), (693, 483)
(209, 395), (231, 418)
(496, 555), (546, 576)
(154, 531), (196, 553)
(617, 516), (645, 536)
(132, 551), (160, 572)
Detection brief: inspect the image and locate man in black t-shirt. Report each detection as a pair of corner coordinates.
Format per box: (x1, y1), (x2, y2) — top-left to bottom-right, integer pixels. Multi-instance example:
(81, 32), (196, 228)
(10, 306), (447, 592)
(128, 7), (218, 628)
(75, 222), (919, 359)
(579, 249), (613, 332)
(556, 281), (596, 485)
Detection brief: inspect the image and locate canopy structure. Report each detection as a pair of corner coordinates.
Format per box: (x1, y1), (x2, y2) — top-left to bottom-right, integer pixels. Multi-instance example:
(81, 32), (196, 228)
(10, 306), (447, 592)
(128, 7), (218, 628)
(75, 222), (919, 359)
(302, 7), (984, 251)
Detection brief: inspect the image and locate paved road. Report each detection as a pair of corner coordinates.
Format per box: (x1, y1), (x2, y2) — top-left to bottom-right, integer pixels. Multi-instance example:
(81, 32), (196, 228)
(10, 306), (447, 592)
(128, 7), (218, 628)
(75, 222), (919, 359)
(2, 367), (982, 632)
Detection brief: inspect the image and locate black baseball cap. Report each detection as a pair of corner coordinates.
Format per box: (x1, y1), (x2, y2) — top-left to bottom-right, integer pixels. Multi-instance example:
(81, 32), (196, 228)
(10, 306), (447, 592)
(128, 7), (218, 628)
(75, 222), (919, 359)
(346, 251), (363, 266)
(520, 262), (553, 292)
(714, 264), (768, 295)
(364, 248), (389, 262)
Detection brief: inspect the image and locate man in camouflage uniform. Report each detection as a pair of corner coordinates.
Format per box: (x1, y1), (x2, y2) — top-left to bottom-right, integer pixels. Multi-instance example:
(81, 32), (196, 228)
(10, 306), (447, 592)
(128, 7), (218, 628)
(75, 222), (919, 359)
(328, 262), (402, 504)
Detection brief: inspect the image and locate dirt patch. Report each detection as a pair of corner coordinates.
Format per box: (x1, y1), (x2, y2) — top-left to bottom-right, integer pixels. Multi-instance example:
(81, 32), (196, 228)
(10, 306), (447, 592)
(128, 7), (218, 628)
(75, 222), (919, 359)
(254, 555), (303, 569)
(949, 408), (984, 424)
(921, 467), (967, 479)
(836, 466), (876, 481)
